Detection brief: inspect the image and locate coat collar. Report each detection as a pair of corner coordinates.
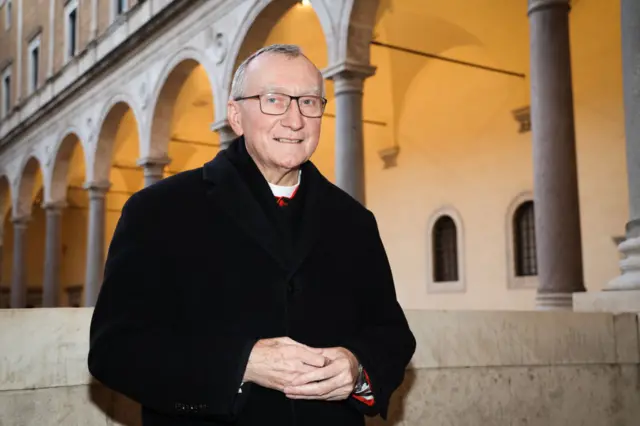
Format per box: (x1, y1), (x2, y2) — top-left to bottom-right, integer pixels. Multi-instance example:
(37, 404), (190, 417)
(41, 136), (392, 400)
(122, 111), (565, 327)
(203, 136), (330, 272)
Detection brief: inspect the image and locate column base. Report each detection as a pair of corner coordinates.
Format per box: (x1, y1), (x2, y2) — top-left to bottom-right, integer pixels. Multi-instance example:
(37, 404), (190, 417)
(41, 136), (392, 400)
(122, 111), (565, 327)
(606, 235), (640, 291)
(535, 292), (573, 310)
(573, 290), (640, 313)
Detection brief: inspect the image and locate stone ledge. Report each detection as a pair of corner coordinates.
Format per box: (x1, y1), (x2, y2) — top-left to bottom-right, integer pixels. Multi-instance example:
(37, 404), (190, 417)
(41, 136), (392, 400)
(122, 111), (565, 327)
(573, 290), (640, 313)
(404, 310), (637, 369)
(368, 364), (640, 426)
(0, 308), (93, 391)
(1, 308), (638, 392)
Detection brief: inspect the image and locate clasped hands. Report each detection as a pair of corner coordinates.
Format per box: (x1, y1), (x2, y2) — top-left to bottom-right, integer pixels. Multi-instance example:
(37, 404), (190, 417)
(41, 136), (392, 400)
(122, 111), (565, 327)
(243, 337), (360, 401)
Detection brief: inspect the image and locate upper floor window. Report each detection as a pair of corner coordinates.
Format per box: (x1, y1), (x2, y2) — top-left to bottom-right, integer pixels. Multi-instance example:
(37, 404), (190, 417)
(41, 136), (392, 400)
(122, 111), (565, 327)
(4, 0), (12, 31)
(64, 0), (79, 63)
(1, 66), (11, 119)
(115, 0), (128, 16)
(28, 34), (41, 94)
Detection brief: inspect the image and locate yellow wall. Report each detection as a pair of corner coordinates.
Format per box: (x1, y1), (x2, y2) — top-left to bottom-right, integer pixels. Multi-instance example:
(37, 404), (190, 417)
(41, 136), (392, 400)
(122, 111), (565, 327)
(0, 0), (628, 311)
(260, 0), (628, 310)
(167, 64), (219, 175)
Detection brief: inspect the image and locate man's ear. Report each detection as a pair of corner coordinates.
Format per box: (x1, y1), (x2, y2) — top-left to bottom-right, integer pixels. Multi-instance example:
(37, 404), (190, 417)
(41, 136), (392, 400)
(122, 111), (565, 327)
(227, 100), (244, 136)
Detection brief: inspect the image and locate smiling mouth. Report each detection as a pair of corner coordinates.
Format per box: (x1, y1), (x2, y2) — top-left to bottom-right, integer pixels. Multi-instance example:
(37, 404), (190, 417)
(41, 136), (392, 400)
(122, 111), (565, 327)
(274, 137), (303, 144)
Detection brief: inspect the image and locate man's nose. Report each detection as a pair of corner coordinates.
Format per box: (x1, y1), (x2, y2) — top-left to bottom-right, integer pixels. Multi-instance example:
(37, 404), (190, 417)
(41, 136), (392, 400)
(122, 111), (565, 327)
(281, 100), (304, 130)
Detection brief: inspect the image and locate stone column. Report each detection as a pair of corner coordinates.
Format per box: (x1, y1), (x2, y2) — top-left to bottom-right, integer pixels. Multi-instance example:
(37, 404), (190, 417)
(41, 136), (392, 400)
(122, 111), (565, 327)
(211, 119), (238, 150)
(42, 202), (65, 307)
(607, 0), (640, 291)
(137, 156), (170, 188)
(83, 182), (110, 307)
(323, 63), (376, 206)
(10, 216), (29, 308)
(528, 0), (586, 310)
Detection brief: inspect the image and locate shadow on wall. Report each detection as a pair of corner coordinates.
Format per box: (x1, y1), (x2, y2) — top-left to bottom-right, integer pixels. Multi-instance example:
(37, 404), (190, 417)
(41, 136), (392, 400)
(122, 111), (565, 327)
(89, 378), (142, 426)
(86, 367), (418, 426)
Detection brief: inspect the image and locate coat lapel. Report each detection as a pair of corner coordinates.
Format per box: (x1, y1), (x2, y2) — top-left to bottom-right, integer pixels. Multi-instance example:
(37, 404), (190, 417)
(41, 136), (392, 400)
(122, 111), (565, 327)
(286, 161), (331, 278)
(202, 145), (289, 270)
(201, 138), (333, 275)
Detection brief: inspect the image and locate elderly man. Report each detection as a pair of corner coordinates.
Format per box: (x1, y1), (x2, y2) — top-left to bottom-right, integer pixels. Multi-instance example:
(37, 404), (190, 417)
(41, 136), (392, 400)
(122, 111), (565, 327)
(88, 44), (416, 426)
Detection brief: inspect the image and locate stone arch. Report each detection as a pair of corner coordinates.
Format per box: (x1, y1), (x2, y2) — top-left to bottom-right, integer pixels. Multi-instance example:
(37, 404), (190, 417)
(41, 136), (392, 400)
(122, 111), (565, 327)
(48, 130), (86, 204)
(222, 0), (336, 99)
(147, 47), (218, 159)
(91, 97), (142, 184)
(331, 0), (381, 66)
(13, 154), (44, 219)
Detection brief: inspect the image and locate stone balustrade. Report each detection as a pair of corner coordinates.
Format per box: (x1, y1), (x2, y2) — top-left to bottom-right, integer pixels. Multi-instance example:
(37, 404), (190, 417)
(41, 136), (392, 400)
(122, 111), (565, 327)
(0, 308), (638, 425)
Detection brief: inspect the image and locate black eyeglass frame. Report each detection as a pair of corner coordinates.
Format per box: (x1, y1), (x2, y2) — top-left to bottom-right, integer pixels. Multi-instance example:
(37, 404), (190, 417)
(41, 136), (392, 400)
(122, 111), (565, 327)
(233, 93), (328, 118)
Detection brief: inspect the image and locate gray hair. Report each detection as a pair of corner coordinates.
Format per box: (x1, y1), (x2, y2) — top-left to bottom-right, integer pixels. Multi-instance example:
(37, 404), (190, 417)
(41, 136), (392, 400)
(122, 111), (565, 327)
(229, 44), (325, 100)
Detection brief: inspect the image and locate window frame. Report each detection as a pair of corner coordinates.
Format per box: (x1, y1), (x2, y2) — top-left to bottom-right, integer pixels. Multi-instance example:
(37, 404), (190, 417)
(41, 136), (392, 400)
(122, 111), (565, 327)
(426, 206), (466, 294)
(1, 65), (12, 119)
(27, 33), (41, 95)
(64, 0), (79, 64)
(111, 0), (128, 23)
(506, 192), (539, 289)
(4, 0), (12, 31)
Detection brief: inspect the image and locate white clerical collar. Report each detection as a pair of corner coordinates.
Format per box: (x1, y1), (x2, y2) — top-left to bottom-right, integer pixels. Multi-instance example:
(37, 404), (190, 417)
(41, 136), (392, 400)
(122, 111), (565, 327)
(268, 170), (301, 198)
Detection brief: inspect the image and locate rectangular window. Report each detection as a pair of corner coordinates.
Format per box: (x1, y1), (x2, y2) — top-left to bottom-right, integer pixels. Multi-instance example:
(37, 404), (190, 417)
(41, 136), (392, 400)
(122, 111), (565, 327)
(4, 0), (12, 31)
(116, 0), (127, 15)
(111, 0), (128, 23)
(28, 35), (41, 94)
(2, 67), (11, 118)
(64, 0), (79, 63)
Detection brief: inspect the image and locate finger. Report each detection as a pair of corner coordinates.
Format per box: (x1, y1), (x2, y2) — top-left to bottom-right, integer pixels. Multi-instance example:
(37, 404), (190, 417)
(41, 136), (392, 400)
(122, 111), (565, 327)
(285, 377), (340, 399)
(324, 387), (352, 401)
(293, 348), (330, 368)
(287, 362), (339, 387)
(285, 370), (343, 396)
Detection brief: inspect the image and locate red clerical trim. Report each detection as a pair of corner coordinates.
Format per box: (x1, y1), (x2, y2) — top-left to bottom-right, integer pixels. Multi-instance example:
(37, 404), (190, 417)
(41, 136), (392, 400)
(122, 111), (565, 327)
(351, 369), (375, 406)
(275, 186), (299, 207)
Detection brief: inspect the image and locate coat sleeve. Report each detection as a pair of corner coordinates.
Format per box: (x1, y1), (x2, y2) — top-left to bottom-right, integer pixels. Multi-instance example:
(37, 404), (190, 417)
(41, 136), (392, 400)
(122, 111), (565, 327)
(88, 192), (257, 422)
(343, 212), (416, 420)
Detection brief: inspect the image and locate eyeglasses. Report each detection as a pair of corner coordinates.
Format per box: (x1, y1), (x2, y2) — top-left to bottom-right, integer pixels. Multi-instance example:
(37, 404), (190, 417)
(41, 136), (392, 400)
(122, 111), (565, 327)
(234, 93), (327, 118)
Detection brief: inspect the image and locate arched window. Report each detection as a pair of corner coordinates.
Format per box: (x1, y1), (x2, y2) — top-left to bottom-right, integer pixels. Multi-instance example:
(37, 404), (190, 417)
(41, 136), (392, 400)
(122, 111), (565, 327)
(432, 215), (458, 282)
(513, 201), (537, 277)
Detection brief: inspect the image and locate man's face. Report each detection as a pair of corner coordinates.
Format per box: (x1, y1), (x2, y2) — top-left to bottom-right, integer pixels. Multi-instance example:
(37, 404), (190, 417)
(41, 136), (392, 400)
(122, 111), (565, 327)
(227, 53), (324, 177)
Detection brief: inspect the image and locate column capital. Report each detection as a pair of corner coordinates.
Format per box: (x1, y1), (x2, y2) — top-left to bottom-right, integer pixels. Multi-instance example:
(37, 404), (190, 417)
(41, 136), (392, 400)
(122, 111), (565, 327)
(210, 119), (231, 133)
(322, 62), (376, 95)
(528, 0), (570, 15)
(11, 215), (30, 228)
(41, 200), (67, 213)
(83, 181), (111, 199)
(136, 155), (171, 168)
(211, 119), (238, 149)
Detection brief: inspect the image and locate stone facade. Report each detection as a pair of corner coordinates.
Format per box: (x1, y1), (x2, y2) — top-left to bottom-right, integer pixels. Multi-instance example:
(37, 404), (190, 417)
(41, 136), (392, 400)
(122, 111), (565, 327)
(1, 308), (638, 425)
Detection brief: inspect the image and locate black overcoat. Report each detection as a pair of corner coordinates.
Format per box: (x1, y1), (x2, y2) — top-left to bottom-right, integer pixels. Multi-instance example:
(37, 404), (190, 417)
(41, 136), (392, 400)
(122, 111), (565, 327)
(88, 137), (416, 426)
